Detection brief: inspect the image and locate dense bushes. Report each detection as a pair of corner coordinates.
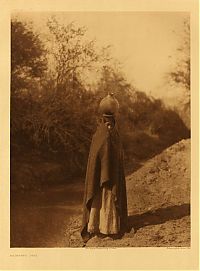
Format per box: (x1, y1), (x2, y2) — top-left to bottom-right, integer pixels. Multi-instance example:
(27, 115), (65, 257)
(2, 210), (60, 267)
(10, 18), (190, 189)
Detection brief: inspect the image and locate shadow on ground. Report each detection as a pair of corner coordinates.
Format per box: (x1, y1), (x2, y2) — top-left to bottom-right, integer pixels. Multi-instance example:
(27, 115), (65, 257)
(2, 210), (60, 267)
(128, 203), (190, 233)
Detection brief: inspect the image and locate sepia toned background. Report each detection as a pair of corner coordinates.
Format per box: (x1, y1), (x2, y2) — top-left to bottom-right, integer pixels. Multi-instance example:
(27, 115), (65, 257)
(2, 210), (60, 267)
(10, 10), (191, 248)
(0, 0), (199, 270)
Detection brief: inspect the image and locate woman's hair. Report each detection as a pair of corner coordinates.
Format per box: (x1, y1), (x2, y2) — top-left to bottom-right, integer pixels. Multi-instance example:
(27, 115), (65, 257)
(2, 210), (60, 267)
(96, 112), (117, 129)
(99, 114), (116, 130)
(102, 114), (115, 123)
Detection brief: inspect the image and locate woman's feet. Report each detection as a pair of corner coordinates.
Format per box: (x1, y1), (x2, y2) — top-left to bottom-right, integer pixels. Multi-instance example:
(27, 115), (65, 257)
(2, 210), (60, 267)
(97, 232), (122, 240)
(82, 231), (123, 246)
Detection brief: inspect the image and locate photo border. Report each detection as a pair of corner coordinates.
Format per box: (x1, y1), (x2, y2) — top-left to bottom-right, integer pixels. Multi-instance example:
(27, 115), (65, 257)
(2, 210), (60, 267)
(0, 0), (199, 270)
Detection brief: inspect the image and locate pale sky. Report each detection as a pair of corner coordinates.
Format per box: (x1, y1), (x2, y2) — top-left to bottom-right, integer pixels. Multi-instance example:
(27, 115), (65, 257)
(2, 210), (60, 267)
(13, 12), (189, 101)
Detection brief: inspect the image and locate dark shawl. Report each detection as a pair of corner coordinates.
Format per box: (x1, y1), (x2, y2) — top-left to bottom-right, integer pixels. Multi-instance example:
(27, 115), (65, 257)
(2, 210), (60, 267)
(81, 122), (128, 237)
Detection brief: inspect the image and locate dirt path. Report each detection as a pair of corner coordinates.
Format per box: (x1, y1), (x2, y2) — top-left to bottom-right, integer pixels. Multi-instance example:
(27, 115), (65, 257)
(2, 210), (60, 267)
(65, 139), (191, 248)
(64, 204), (190, 248)
(11, 139), (190, 248)
(11, 184), (190, 248)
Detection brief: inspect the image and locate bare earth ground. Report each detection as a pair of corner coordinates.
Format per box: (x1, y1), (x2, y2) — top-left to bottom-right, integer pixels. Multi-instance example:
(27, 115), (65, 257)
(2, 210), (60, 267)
(11, 139), (190, 248)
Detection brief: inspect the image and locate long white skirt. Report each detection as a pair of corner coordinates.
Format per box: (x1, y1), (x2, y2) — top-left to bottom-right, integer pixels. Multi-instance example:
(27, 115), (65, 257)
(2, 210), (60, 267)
(87, 186), (120, 235)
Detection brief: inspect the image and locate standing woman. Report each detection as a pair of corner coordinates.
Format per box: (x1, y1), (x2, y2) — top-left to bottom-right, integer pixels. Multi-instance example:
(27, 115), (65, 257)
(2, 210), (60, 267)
(81, 93), (128, 242)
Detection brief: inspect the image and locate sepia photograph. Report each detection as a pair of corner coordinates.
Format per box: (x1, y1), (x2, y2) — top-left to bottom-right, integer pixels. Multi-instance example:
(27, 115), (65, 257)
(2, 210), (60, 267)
(10, 11), (192, 249)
